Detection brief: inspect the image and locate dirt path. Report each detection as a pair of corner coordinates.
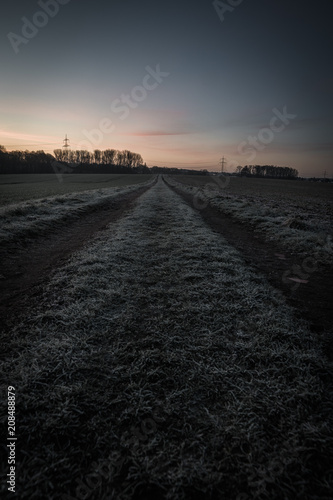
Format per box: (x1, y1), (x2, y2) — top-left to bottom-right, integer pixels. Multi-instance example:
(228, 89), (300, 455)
(170, 182), (333, 358)
(0, 183), (152, 331)
(2, 176), (331, 353)
(1, 176), (331, 500)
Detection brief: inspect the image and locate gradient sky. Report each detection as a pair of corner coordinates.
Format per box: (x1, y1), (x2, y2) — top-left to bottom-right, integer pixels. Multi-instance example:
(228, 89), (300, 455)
(1, 0), (332, 175)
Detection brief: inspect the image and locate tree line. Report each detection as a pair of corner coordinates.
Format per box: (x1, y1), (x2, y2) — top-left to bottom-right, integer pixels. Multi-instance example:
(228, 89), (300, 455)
(0, 146), (299, 178)
(53, 148), (144, 169)
(0, 147), (55, 174)
(236, 165), (298, 179)
(0, 146), (149, 174)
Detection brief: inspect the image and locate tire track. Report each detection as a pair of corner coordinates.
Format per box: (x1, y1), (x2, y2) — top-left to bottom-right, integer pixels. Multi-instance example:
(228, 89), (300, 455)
(1, 176), (332, 500)
(0, 182), (153, 330)
(167, 177), (333, 355)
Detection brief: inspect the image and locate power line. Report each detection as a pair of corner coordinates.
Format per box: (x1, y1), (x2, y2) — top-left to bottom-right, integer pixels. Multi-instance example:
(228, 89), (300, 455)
(146, 160), (218, 166)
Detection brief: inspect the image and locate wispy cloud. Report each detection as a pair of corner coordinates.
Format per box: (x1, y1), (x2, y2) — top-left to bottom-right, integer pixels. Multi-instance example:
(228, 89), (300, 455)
(123, 130), (194, 137)
(0, 129), (59, 145)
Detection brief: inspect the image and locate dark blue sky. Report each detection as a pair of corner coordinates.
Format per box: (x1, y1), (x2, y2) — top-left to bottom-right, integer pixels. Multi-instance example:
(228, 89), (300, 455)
(1, 0), (332, 175)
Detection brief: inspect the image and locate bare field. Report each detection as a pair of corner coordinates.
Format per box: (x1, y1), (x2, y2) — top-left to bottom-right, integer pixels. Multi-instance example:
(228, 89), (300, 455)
(1, 177), (332, 500)
(0, 174), (155, 206)
(173, 174), (333, 202)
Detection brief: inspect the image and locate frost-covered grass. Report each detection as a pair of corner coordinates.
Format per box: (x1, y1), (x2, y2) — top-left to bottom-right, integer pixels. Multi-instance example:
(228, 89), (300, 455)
(1, 177), (332, 499)
(0, 177), (155, 247)
(166, 175), (333, 267)
(0, 174), (155, 206)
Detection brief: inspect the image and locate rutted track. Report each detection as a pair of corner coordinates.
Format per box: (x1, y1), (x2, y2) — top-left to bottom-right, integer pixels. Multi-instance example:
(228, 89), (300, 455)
(1, 177), (332, 500)
(166, 177), (333, 355)
(0, 182), (154, 328)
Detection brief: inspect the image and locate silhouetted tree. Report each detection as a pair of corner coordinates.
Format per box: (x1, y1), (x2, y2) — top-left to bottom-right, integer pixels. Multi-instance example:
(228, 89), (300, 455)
(240, 165), (298, 179)
(93, 149), (102, 164)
